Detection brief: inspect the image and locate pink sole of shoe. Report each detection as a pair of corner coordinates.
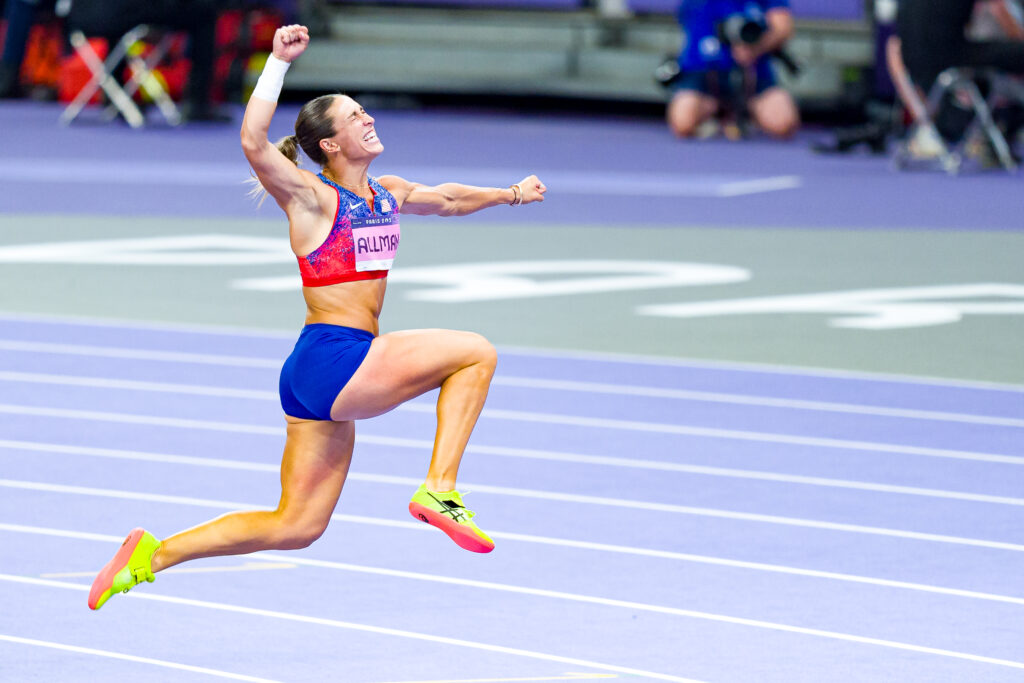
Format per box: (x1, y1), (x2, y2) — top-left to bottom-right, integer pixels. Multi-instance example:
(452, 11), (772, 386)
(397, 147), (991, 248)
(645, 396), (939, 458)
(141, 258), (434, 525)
(409, 503), (494, 553)
(88, 527), (145, 610)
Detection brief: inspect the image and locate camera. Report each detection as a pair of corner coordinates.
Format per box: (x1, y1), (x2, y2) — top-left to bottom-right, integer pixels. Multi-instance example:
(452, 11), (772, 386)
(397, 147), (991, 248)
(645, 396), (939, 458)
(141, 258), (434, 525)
(716, 13), (768, 46)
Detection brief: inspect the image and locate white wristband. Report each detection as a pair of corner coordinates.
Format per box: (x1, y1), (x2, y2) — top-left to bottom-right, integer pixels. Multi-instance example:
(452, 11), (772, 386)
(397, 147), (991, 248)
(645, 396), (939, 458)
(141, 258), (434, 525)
(252, 55), (291, 102)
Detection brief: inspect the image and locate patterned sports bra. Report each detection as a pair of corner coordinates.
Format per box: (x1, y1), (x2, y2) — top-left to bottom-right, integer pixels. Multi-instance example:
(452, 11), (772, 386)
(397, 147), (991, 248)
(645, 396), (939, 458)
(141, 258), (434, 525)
(297, 174), (401, 287)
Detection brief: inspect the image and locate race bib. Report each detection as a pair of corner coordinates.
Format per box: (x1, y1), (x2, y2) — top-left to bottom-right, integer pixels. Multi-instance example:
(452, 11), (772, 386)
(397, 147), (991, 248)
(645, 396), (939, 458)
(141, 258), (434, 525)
(352, 214), (400, 272)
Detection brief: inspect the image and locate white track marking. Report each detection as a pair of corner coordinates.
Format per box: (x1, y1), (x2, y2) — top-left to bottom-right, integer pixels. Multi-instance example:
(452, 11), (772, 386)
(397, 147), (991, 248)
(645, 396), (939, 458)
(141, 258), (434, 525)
(0, 371), (278, 400)
(0, 634), (282, 682)
(496, 345), (1024, 393)
(3, 574), (1024, 673)
(2, 368), (1017, 428)
(0, 340), (279, 367)
(3, 434), (1023, 508)
(42, 562), (296, 579)
(489, 376), (1024, 428)
(0, 575), (705, 683)
(3, 475), (1024, 555)
(4, 445), (1024, 548)
(1, 312), (1021, 391)
(1, 401), (1020, 468)
(405, 404), (1024, 466)
(363, 675), (616, 683)
(5, 522), (1024, 609)
(364, 674), (616, 683)
(715, 175), (803, 196)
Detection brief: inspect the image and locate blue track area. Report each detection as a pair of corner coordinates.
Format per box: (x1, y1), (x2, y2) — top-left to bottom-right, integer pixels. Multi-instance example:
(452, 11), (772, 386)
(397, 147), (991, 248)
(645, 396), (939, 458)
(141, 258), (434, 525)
(1, 315), (1023, 682)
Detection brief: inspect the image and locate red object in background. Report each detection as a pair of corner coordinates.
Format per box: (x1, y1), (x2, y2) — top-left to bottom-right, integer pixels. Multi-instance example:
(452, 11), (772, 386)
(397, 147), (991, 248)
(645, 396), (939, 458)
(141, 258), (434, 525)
(20, 22), (62, 89)
(58, 37), (107, 104)
(160, 58), (191, 101)
(247, 10), (280, 51)
(212, 7), (284, 102)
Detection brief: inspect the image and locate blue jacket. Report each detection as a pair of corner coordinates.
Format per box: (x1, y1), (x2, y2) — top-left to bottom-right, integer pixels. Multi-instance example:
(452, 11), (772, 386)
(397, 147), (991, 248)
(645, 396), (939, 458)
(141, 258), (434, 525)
(677, 0), (790, 72)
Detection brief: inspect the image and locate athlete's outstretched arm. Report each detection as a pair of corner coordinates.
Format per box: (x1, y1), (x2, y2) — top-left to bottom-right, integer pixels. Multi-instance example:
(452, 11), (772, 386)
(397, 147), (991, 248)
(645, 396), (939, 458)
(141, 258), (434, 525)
(240, 25), (317, 213)
(378, 175), (547, 216)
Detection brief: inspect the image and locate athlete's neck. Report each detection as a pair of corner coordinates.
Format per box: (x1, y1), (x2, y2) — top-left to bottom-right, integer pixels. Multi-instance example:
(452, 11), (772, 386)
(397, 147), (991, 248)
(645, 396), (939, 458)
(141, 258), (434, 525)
(322, 166), (370, 195)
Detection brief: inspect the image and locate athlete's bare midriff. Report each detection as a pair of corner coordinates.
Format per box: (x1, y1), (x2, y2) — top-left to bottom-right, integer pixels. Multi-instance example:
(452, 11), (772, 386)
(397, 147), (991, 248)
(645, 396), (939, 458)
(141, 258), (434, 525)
(302, 278), (387, 334)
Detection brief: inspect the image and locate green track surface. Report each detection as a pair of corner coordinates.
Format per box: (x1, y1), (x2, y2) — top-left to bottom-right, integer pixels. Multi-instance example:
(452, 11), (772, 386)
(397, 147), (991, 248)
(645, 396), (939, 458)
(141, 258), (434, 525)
(2, 214), (1022, 384)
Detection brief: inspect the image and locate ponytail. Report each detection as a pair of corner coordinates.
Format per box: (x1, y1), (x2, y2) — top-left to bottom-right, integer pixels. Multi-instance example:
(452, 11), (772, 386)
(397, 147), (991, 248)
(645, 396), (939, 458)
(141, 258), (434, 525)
(275, 134), (300, 166)
(246, 135), (302, 206)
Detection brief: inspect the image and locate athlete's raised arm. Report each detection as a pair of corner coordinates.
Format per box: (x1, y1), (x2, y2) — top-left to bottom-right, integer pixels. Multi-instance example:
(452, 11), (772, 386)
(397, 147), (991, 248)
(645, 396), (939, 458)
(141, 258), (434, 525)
(378, 175), (546, 216)
(240, 25), (318, 214)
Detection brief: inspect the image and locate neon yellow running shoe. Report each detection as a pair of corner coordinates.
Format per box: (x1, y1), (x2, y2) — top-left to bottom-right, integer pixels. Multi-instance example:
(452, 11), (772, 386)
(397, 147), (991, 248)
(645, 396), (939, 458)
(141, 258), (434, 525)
(88, 528), (161, 610)
(409, 484), (494, 553)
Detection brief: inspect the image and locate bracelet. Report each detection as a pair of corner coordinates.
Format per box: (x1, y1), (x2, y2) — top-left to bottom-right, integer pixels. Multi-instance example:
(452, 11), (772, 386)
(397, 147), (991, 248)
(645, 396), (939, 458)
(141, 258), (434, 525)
(252, 54), (291, 103)
(510, 183), (523, 206)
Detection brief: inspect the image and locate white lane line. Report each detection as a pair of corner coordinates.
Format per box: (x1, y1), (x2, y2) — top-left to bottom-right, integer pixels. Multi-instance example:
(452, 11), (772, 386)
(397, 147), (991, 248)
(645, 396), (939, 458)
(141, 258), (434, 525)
(490, 376), (1024, 428)
(0, 404), (281, 435)
(0, 575), (705, 683)
(6, 431), (1024, 548)
(2, 401), (1021, 469)
(4, 574), (1024, 673)
(355, 436), (1024, 505)
(42, 562), (296, 579)
(495, 345), (1024, 393)
(365, 675), (616, 682)
(3, 369), (1017, 429)
(0, 340), (279, 368)
(1, 313), (1021, 392)
(5, 428), (1024, 509)
(715, 175), (803, 197)
(404, 404), (1024, 466)
(4, 476), (1024, 555)
(0, 371), (278, 400)
(0, 634), (282, 682)
(0, 311), (297, 339)
(5, 439), (1024, 548)
(6, 522), (1024, 611)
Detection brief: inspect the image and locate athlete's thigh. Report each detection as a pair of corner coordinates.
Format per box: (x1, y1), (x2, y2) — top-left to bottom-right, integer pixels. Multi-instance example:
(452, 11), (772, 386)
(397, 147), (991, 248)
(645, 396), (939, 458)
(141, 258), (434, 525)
(278, 418), (355, 524)
(330, 328), (494, 421)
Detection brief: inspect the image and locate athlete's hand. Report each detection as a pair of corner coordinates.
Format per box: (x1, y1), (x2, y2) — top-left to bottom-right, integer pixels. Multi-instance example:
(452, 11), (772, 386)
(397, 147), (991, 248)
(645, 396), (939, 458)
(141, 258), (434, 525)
(273, 25), (310, 63)
(517, 175), (546, 205)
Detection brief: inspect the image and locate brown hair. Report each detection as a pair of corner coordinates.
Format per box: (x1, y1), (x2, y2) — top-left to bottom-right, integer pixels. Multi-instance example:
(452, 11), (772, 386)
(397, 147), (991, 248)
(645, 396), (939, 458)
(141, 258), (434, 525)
(248, 94), (340, 203)
(288, 94), (339, 167)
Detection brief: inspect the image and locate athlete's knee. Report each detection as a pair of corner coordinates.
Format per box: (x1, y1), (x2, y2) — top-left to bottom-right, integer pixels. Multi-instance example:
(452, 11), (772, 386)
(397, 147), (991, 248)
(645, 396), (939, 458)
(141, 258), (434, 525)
(272, 511), (329, 550)
(753, 91), (800, 138)
(469, 333), (498, 373)
(667, 108), (700, 138)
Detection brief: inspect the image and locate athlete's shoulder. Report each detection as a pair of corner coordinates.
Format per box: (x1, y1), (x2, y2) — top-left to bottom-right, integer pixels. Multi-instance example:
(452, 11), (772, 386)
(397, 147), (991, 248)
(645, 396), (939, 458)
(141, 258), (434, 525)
(374, 175), (414, 205)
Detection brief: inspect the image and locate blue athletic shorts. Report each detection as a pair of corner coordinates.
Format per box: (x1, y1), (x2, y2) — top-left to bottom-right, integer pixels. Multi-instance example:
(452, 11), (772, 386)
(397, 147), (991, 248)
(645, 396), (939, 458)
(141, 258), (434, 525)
(673, 62), (777, 99)
(279, 323), (375, 421)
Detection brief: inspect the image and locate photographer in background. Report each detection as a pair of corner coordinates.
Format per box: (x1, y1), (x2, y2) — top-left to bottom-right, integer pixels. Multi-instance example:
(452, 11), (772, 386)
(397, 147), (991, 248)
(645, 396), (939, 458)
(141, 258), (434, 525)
(666, 0), (799, 139)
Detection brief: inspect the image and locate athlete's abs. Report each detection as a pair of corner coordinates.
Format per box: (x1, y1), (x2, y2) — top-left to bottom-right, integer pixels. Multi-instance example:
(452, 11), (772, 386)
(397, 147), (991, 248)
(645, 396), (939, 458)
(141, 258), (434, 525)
(302, 278), (387, 333)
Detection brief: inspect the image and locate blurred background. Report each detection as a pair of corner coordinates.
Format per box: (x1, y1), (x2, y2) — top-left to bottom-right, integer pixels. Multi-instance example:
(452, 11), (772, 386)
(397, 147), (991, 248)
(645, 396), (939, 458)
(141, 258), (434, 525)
(1, 0), (874, 122)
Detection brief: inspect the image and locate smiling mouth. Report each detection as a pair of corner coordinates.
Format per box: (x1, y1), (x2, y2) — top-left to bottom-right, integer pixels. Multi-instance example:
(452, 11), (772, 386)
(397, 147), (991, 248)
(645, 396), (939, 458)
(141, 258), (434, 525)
(363, 130), (379, 143)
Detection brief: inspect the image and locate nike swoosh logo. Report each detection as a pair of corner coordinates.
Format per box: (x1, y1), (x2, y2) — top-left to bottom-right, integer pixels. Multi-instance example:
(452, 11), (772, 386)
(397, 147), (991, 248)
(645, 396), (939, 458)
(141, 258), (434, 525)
(348, 202), (362, 211)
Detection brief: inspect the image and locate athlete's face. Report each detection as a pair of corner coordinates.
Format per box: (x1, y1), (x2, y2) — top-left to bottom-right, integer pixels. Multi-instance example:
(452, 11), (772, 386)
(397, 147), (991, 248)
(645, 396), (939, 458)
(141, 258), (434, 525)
(327, 96), (383, 161)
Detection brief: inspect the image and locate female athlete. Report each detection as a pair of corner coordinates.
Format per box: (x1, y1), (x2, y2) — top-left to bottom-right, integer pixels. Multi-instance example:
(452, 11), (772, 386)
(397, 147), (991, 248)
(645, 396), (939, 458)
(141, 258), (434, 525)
(88, 24), (546, 610)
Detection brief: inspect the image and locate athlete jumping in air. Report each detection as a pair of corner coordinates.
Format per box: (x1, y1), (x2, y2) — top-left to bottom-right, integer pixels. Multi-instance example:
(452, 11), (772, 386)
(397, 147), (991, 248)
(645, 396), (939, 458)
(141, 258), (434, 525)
(89, 24), (546, 610)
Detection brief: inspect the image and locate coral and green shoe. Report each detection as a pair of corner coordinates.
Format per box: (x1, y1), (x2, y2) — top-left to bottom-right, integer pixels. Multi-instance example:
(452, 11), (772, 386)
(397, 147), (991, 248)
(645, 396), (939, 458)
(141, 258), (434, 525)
(88, 528), (161, 610)
(409, 484), (494, 553)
